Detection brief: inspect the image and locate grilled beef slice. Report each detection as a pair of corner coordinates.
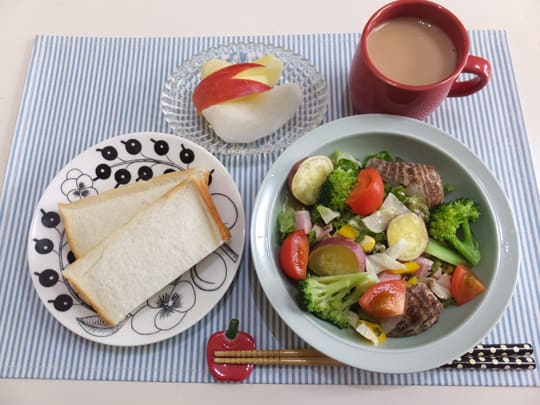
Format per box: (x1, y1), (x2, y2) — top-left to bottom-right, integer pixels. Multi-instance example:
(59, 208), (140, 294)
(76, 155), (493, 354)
(365, 158), (444, 208)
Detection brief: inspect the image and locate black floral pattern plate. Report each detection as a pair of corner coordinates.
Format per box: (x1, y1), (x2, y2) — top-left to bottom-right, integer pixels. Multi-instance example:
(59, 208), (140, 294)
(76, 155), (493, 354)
(27, 133), (245, 346)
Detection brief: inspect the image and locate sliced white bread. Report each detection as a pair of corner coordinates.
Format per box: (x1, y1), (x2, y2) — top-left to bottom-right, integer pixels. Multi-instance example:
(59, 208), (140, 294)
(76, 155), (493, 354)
(59, 168), (207, 258)
(62, 174), (231, 326)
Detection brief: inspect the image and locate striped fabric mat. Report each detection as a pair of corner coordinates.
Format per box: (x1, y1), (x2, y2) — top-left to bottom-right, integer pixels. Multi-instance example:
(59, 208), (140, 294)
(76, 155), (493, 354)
(0, 31), (539, 386)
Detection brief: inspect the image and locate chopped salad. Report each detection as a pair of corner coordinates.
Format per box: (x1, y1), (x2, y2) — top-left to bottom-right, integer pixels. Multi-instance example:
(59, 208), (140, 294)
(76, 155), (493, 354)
(277, 151), (485, 344)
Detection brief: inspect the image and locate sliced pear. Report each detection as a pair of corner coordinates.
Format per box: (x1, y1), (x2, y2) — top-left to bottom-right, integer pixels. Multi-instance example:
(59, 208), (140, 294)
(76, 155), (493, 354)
(202, 83), (303, 143)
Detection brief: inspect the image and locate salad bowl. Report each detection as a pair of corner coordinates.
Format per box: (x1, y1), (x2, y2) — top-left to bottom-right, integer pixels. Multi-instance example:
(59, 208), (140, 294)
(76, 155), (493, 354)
(250, 114), (519, 373)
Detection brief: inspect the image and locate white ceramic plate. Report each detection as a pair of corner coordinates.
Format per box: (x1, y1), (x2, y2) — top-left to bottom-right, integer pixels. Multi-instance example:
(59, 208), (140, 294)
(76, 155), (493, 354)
(250, 114), (520, 373)
(28, 133), (245, 346)
(161, 42), (328, 156)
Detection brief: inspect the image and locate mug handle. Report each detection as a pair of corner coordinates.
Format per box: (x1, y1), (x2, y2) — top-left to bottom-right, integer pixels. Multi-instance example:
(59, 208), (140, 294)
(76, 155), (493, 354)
(448, 55), (492, 97)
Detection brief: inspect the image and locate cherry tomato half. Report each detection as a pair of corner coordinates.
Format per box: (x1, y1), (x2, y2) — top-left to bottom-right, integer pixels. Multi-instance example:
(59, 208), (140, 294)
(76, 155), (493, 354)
(358, 280), (407, 320)
(450, 264), (486, 305)
(346, 168), (384, 216)
(279, 230), (309, 281)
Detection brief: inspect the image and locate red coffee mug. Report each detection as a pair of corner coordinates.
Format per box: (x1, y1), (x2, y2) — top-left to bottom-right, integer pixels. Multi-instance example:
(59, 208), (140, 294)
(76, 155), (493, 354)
(349, 0), (491, 120)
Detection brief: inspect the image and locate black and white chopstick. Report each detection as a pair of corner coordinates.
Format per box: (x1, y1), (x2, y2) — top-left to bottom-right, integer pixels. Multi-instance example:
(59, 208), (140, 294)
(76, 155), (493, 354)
(442, 343), (536, 370)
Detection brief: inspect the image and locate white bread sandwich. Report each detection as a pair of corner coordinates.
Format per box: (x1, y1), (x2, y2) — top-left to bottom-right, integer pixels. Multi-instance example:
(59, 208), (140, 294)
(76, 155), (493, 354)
(59, 168), (207, 258)
(61, 172), (231, 326)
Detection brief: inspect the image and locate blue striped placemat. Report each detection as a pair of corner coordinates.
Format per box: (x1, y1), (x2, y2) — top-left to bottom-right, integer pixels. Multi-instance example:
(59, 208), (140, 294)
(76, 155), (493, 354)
(0, 31), (538, 386)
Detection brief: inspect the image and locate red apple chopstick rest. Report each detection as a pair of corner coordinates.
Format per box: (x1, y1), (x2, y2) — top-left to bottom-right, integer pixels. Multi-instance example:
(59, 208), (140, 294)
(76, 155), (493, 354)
(206, 319), (256, 382)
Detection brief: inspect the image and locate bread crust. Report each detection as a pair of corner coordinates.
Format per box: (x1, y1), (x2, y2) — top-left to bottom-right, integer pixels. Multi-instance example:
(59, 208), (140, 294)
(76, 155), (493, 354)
(191, 175), (232, 242)
(61, 168), (232, 326)
(58, 169), (206, 258)
(63, 271), (118, 326)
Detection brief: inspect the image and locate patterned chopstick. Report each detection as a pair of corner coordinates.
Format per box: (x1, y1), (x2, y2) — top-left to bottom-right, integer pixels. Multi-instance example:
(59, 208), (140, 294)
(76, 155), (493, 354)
(441, 354), (536, 370)
(213, 344), (536, 370)
(464, 343), (534, 356)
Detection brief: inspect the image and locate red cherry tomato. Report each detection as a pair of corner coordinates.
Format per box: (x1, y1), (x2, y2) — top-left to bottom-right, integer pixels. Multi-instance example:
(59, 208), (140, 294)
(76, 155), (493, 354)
(279, 230), (309, 280)
(451, 264), (486, 305)
(358, 280), (407, 320)
(346, 168), (385, 216)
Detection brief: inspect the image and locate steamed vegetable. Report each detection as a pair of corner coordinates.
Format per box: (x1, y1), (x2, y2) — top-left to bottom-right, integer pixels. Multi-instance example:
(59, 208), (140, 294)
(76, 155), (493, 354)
(308, 237), (366, 275)
(287, 156), (334, 206)
(386, 212), (429, 261)
(428, 198), (481, 265)
(423, 238), (468, 266)
(319, 153), (360, 212)
(298, 272), (378, 328)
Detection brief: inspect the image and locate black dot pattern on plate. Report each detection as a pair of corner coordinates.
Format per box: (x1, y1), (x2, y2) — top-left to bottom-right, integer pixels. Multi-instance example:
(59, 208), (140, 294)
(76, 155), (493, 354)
(30, 134), (243, 343)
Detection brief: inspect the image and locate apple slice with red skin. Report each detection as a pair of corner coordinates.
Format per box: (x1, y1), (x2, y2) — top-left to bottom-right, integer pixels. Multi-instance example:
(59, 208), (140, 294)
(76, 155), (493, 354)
(193, 63), (272, 113)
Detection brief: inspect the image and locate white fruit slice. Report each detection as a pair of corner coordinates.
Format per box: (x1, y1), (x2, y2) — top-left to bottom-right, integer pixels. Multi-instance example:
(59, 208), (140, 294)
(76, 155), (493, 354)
(202, 83), (303, 143)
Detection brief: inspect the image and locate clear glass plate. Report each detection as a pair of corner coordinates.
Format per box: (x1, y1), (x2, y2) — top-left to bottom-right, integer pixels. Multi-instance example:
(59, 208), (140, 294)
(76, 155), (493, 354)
(161, 42), (329, 156)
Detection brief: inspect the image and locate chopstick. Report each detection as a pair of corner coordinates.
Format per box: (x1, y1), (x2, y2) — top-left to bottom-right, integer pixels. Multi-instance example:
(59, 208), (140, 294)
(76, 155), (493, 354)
(214, 348), (342, 366)
(213, 344), (536, 370)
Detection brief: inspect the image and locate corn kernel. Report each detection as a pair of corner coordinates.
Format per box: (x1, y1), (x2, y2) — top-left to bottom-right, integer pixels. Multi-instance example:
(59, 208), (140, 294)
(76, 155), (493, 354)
(337, 224), (359, 240)
(407, 276), (418, 285)
(359, 235), (376, 252)
(388, 261), (420, 274)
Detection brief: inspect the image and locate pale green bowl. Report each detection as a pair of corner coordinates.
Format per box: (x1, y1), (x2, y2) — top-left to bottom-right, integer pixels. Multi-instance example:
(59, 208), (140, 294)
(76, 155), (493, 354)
(250, 114), (519, 373)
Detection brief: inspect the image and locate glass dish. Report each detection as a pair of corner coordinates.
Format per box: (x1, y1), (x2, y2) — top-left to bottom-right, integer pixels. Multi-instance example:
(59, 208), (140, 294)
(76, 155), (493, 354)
(161, 42), (328, 156)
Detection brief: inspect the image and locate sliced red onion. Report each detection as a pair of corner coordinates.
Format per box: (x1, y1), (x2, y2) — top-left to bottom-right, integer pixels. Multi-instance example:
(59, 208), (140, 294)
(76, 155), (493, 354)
(311, 224), (333, 241)
(432, 266), (443, 279)
(414, 256), (434, 279)
(425, 274), (452, 299)
(295, 209), (312, 234)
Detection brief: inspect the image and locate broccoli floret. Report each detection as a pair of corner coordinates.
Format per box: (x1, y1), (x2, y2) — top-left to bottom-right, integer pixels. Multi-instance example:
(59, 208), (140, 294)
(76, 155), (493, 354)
(428, 198), (481, 265)
(319, 157), (359, 212)
(298, 272), (378, 328)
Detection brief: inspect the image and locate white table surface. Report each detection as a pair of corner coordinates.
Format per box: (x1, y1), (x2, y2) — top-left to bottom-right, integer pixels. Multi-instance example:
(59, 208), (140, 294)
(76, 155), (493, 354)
(1, 0), (539, 403)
